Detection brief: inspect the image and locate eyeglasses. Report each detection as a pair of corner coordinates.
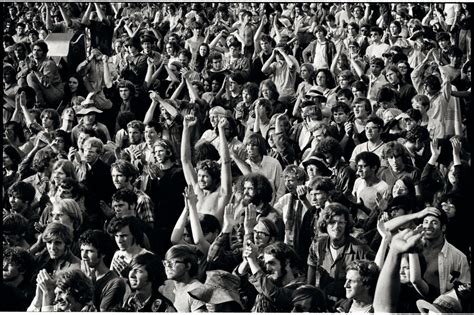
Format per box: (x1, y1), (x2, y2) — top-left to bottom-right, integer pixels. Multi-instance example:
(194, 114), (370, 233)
(162, 260), (185, 268)
(254, 230), (270, 238)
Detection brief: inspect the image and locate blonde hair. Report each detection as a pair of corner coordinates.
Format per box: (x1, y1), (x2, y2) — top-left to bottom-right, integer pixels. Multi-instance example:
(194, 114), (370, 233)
(52, 198), (83, 231)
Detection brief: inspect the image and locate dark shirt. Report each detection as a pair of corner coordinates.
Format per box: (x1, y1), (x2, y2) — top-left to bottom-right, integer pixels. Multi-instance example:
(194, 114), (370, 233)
(93, 270), (127, 312)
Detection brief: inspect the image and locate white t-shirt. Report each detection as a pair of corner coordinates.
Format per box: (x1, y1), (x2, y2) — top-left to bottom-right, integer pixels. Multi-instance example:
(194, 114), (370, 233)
(352, 178), (390, 218)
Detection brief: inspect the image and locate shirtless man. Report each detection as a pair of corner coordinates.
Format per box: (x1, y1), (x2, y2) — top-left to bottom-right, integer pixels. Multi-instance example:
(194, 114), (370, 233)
(181, 115), (232, 223)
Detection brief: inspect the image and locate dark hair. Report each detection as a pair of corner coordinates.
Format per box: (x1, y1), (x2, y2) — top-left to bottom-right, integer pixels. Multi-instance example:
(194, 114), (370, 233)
(8, 181), (35, 203)
(165, 244), (199, 277)
(346, 260), (380, 296)
(42, 222), (74, 246)
(292, 285), (327, 312)
(331, 102), (351, 114)
(423, 75), (441, 93)
(32, 149), (56, 173)
(316, 137), (343, 160)
(319, 203), (354, 235)
(58, 177), (84, 199)
(240, 173), (273, 205)
(370, 26), (383, 35)
(383, 141), (413, 166)
(79, 229), (112, 257)
(336, 88), (354, 101)
(55, 269), (94, 307)
(32, 40), (48, 54)
(259, 79), (280, 101)
(314, 25), (327, 36)
(194, 141), (220, 163)
(351, 81), (368, 95)
(112, 189), (138, 207)
(107, 216), (145, 247)
(5, 121), (25, 143)
(355, 151), (381, 171)
(178, 48), (192, 60)
(243, 82), (260, 101)
(145, 120), (163, 135)
(117, 111), (136, 130)
(245, 133), (268, 157)
(130, 253), (166, 290)
(196, 159), (221, 184)
(111, 160), (139, 182)
(436, 32), (450, 42)
(3, 145), (22, 170)
(447, 46), (463, 58)
(348, 22), (360, 33)
(186, 214), (221, 236)
(263, 241), (302, 272)
(377, 87), (397, 103)
(3, 247), (35, 280)
(366, 115), (384, 129)
(353, 97), (372, 115)
(53, 129), (72, 151)
(308, 176), (335, 193)
(3, 213), (29, 236)
(117, 80), (136, 96)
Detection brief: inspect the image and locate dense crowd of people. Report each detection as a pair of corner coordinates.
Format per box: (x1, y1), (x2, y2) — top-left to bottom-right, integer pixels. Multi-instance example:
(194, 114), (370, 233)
(2, 2), (472, 313)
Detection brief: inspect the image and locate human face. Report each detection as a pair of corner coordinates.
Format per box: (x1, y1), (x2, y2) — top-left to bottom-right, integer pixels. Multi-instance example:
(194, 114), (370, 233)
(242, 89), (252, 104)
(253, 221), (272, 247)
(3, 153), (13, 170)
(199, 44), (208, 57)
(388, 153), (405, 173)
(77, 132), (90, 151)
(51, 207), (74, 230)
(261, 86), (271, 100)
(246, 143), (261, 161)
(333, 109), (348, 125)
(260, 40), (271, 54)
(370, 32), (381, 43)
(399, 255), (410, 284)
(197, 169), (214, 190)
(83, 143), (100, 164)
(153, 144), (170, 164)
(211, 58), (222, 71)
(344, 270), (367, 299)
(370, 63), (382, 76)
(3, 261), (21, 282)
(119, 87), (131, 101)
(422, 215), (444, 240)
(82, 113), (96, 126)
(81, 244), (102, 269)
(42, 114), (54, 129)
(179, 53), (189, 67)
(441, 201), (456, 219)
(8, 194), (27, 212)
(309, 189), (328, 208)
(306, 165), (318, 179)
(447, 165), (456, 185)
(316, 71), (327, 87)
(356, 161), (376, 180)
(114, 225), (135, 250)
(365, 122), (381, 141)
(390, 23), (399, 36)
(397, 62), (408, 75)
(228, 78), (240, 93)
(127, 127), (142, 145)
(392, 179), (408, 197)
(62, 107), (75, 122)
(112, 200), (135, 218)
(144, 126), (159, 145)
(242, 181), (256, 206)
(14, 45), (26, 60)
(300, 66), (310, 80)
(284, 175), (299, 194)
(68, 77), (79, 93)
(263, 253), (284, 281)
(337, 95), (351, 105)
(57, 184), (74, 199)
(54, 287), (81, 312)
(141, 42), (152, 54)
(129, 264), (150, 290)
(338, 76), (349, 88)
(111, 168), (130, 190)
(46, 239), (67, 260)
(211, 79), (220, 92)
(163, 257), (187, 280)
(32, 45), (45, 60)
(385, 69), (399, 84)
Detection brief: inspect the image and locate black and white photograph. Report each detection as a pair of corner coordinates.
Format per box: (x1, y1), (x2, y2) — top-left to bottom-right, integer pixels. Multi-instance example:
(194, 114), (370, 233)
(2, 2), (472, 313)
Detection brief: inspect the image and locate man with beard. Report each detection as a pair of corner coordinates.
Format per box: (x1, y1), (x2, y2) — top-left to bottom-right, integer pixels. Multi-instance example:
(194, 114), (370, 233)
(123, 253), (175, 312)
(335, 260), (379, 313)
(352, 152), (390, 221)
(110, 160), (154, 230)
(79, 230), (126, 311)
(159, 244), (207, 312)
(238, 173), (285, 241)
(307, 203), (374, 311)
(244, 241), (306, 312)
(181, 115), (232, 223)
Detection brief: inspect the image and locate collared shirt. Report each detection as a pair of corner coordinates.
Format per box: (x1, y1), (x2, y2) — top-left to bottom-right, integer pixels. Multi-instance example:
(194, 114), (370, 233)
(134, 187), (155, 224)
(437, 240), (471, 294)
(368, 73), (388, 104)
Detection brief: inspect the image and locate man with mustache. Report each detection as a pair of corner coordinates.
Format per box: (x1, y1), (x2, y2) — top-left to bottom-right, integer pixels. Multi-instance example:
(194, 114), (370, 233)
(307, 203), (374, 311)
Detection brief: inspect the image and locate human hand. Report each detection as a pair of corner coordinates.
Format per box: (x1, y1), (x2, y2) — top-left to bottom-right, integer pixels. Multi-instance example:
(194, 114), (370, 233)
(36, 269), (56, 293)
(430, 138), (441, 157)
(19, 91), (28, 108)
(296, 185), (308, 200)
(149, 90), (161, 102)
(375, 191), (389, 211)
(390, 228), (424, 254)
(244, 203), (257, 234)
(183, 114), (197, 128)
(344, 121), (354, 136)
(243, 239), (259, 260)
(377, 217), (392, 241)
(417, 206), (441, 219)
(184, 185), (198, 209)
(99, 200), (113, 217)
(450, 136), (462, 156)
(111, 255), (129, 273)
(217, 117), (229, 130)
(222, 203), (236, 232)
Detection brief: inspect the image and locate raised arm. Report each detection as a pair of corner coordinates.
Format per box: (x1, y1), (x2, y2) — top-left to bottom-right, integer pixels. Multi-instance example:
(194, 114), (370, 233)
(81, 3), (93, 26)
(384, 207), (440, 232)
(185, 185), (211, 254)
(261, 50), (276, 75)
(409, 252), (430, 297)
(170, 200), (189, 245)
(180, 115), (199, 191)
(102, 55), (113, 89)
(215, 118), (232, 220)
(374, 218), (392, 268)
(57, 3), (72, 28)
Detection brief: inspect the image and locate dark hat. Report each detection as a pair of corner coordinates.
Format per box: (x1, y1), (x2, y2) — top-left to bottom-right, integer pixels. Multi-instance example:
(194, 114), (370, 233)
(301, 157), (332, 177)
(409, 29), (424, 41)
(306, 86), (327, 103)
